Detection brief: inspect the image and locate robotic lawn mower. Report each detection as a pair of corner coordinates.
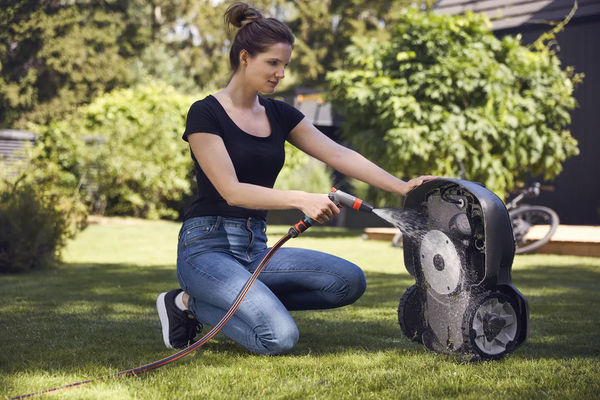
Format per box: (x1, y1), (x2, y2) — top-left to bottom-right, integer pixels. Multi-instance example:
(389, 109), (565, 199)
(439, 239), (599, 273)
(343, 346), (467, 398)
(398, 179), (529, 360)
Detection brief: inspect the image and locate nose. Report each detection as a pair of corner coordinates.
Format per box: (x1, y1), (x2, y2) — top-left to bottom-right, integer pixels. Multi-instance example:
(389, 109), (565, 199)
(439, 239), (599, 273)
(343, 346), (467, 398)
(275, 66), (285, 80)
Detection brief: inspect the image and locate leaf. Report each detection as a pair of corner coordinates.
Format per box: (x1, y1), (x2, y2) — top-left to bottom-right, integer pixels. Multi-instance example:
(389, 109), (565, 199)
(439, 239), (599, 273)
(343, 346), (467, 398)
(396, 51), (417, 61)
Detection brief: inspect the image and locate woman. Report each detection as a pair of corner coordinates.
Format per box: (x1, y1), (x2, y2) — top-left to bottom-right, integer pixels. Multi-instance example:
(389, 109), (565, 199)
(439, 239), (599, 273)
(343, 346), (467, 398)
(156, 2), (436, 355)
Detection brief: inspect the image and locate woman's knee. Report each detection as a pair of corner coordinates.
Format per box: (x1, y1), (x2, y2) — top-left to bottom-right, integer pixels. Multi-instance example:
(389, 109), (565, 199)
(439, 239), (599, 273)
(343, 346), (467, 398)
(340, 262), (367, 305)
(259, 320), (299, 355)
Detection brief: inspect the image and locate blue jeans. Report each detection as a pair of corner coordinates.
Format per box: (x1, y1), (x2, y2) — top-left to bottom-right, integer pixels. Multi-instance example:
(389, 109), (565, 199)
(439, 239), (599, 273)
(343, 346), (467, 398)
(176, 216), (367, 355)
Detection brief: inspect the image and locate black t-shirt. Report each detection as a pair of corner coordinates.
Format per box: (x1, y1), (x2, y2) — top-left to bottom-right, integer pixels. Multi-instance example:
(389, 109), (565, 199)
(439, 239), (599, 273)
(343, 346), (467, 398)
(182, 94), (305, 221)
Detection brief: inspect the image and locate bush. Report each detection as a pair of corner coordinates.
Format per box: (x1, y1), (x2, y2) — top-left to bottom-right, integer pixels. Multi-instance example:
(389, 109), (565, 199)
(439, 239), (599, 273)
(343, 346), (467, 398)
(327, 8), (581, 205)
(2, 3), (147, 129)
(32, 80), (200, 219)
(0, 160), (87, 274)
(81, 81), (196, 219)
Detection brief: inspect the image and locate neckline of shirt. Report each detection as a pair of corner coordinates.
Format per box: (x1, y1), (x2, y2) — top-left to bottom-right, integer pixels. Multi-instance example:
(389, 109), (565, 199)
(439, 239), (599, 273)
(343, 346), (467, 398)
(208, 94), (273, 139)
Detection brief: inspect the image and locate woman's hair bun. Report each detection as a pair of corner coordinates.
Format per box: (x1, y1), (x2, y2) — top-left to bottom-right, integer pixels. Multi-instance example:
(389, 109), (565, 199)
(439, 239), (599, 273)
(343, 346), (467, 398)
(224, 2), (264, 30)
(223, 2), (295, 72)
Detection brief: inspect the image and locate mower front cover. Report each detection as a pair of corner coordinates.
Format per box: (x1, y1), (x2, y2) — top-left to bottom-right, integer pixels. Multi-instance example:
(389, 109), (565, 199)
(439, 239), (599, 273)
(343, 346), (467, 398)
(398, 178), (529, 360)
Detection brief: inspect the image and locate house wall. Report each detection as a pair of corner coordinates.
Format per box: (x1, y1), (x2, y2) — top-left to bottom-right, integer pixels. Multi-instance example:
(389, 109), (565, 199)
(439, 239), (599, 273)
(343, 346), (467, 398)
(497, 15), (600, 225)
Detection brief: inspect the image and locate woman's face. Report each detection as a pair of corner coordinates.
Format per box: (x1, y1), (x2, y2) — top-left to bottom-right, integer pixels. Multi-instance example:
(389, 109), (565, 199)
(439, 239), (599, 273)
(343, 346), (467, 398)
(241, 42), (292, 94)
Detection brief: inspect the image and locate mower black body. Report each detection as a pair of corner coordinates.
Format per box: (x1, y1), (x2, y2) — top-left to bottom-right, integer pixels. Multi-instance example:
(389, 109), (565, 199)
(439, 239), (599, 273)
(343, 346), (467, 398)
(398, 179), (529, 360)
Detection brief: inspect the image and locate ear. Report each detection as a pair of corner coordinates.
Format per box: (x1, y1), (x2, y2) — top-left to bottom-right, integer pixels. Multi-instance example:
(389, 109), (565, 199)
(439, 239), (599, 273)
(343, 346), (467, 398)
(239, 49), (249, 67)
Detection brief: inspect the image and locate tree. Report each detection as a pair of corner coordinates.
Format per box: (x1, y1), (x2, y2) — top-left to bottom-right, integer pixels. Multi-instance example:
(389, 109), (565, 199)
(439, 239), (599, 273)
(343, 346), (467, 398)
(0, 1), (151, 129)
(327, 8), (581, 204)
(287, 0), (422, 87)
(1, 0), (429, 129)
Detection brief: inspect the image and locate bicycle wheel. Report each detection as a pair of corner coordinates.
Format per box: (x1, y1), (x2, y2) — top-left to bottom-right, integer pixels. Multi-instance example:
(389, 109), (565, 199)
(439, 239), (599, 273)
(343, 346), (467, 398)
(508, 205), (559, 254)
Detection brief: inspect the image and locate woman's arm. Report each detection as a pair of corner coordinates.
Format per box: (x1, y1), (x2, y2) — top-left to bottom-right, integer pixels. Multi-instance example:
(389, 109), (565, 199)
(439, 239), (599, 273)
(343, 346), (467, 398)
(187, 132), (339, 223)
(288, 119), (437, 196)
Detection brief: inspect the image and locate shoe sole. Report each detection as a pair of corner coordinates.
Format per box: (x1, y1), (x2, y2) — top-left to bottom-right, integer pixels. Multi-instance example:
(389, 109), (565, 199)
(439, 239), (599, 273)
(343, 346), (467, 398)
(156, 292), (174, 349)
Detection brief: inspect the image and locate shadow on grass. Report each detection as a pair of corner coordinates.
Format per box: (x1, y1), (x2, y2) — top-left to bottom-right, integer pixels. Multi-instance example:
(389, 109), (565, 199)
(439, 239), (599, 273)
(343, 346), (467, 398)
(0, 261), (599, 376)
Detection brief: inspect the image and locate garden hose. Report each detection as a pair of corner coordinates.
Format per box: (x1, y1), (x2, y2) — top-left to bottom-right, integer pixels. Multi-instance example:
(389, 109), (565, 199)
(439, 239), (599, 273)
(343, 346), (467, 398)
(10, 189), (370, 399)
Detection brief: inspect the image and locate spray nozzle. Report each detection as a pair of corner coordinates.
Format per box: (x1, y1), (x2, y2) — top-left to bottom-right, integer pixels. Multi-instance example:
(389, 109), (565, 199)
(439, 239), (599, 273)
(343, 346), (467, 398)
(288, 189), (372, 238)
(328, 188), (374, 213)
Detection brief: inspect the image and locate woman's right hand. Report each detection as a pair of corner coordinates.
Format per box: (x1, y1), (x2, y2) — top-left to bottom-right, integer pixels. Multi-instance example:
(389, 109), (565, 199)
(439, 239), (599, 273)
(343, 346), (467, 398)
(298, 192), (340, 224)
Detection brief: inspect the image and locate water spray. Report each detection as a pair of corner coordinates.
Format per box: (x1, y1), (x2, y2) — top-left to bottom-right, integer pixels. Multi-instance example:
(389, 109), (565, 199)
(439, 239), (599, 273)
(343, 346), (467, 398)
(328, 188), (428, 242)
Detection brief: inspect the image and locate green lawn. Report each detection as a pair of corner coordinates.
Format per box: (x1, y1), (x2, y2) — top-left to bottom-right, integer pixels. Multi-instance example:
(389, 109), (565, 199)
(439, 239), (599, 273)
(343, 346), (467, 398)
(1, 218), (599, 399)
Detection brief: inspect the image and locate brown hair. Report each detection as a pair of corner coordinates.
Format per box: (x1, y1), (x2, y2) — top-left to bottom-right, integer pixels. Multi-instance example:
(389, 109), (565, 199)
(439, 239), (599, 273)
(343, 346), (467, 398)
(223, 2), (295, 72)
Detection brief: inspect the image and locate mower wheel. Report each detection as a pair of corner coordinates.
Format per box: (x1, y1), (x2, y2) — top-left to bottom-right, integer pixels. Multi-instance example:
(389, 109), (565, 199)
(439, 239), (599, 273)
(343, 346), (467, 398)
(398, 285), (427, 344)
(462, 292), (521, 361)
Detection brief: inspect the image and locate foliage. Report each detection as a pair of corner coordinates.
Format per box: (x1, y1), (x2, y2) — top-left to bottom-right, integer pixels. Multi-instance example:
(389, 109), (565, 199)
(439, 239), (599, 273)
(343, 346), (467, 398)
(31, 78), (337, 219)
(29, 77), (335, 220)
(0, 0), (151, 129)
(0, 159), (87, 274)
(83, 82), (197, 219)
(287, 0), (423, 87)
(131, 42), (200, 94)
(327, 8), (581, 204)
(106, 0), (426, 93)
(32, 80), (199, 219)
(1, 0), (430, 129)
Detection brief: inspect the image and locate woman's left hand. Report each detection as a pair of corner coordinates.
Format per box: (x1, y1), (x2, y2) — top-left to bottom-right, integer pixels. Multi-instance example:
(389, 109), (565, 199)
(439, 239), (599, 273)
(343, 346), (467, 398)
(399, 175), (439, 196)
